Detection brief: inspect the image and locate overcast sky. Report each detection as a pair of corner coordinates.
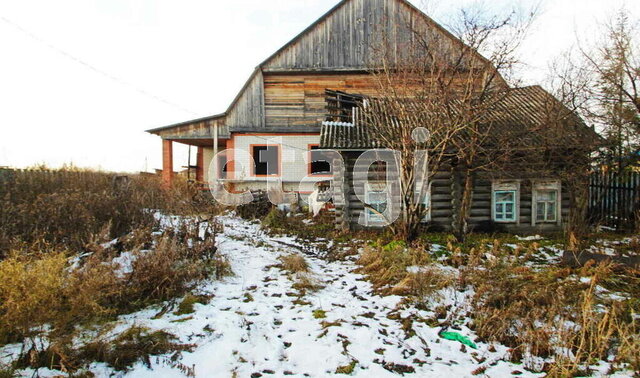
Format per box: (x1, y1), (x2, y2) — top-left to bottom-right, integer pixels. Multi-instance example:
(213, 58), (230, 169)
(0, 0), (638, 173)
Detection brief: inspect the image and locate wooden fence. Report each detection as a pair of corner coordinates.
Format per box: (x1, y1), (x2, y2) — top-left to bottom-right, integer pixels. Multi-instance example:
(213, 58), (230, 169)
(588, 169), (640, 231)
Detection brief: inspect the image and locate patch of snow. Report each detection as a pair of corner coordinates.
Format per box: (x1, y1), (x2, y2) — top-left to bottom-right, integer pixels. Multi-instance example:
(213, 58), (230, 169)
(515, 235), (544, 241)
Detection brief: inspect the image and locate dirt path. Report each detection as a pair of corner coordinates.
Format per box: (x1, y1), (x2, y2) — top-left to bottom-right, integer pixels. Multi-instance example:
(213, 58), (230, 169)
(110, 215), (536, 377)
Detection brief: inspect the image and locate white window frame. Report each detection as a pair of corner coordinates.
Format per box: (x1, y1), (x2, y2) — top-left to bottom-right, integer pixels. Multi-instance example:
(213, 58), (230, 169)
(415, 181), (432, 223)
(532, 180), (562, 226)
(365, 182), (388, 226)
(491, 181), (520, 224)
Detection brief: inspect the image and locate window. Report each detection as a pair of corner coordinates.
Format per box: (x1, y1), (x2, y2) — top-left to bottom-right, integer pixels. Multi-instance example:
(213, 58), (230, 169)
(494, 190), (517, 222)
(535, 190), (557, 222)
(415, 181), (431, 222)
(217, 155), (228, 179)
(251, 145), (280, 176)
(532, 181), (561, 225)
(365, 183), (387, 225)
(492, 181), (520, 223)
(325, 90), (365, 124)
(309, 145), (332, 175)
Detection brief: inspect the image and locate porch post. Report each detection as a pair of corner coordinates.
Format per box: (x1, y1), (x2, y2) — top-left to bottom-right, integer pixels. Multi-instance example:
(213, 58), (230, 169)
(196, 147), (204, 182)
(212, 122), (219, 184)
(162, 139), (173, 188)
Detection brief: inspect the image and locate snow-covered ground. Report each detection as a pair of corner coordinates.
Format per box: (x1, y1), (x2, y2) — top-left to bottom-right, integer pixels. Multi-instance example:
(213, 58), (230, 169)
(3, 214), (633, 377)
(54, 214), (542, 378)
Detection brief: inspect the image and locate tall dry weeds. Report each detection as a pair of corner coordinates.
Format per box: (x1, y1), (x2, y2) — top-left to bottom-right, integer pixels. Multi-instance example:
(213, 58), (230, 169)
(0, 167), (220, 256)
(0, 217), (229, 356)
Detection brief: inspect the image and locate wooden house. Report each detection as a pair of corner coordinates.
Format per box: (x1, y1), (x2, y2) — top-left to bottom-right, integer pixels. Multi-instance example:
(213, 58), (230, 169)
(147, 0), (594, 233)
(147, 0), (476, 193)
(320, 87), (596, 233)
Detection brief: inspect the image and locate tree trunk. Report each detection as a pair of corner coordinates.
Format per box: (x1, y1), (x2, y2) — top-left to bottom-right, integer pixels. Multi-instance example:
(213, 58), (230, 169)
(567, 175), (590, 238)
(452, 165), (473, 242)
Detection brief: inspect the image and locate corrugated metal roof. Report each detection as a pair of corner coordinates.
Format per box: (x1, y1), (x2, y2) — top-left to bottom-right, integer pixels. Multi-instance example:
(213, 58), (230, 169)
(320, 85), (596, 149)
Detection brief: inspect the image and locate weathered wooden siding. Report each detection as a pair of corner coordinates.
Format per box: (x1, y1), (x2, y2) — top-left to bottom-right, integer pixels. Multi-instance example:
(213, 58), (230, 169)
(467, 176), (570, 233)
(225, 0), (493, 133)
(264, 73), (378, 129)
(338, 152), (569, 233)
(337, 152), (455, 230)
(156, 117), (229, 143)
(262, 0), (456, 71)
(226, 69), (265, 131)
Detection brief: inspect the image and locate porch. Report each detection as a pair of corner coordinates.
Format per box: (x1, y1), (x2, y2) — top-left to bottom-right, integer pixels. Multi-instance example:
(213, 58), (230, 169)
(146, 114), (230, 188)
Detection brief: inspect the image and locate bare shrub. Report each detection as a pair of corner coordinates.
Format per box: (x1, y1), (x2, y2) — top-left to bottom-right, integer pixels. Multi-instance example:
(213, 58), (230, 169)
(235, 192), (272, 220)
(262, 207), (288, 230)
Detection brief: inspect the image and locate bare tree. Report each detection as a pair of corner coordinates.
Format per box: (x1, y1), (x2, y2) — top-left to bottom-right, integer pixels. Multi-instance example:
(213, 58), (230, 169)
(359, 3), (536, 241)
(576, 10), (640, 171)
(544, 9), (640, 236)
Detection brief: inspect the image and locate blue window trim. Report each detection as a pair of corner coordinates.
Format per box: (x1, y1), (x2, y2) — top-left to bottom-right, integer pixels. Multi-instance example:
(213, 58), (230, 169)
(494, 190), (517, 222)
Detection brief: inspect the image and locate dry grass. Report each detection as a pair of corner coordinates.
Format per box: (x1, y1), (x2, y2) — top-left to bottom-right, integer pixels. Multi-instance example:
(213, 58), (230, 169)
(0, 167), (221, 256)
(544, 266), (640, 375)
(357, 234), (640, 374)
(0, 210), (228, 374)
(0, 252), (68, 343)
(357, 241), (444, 296)
(0, 167), (228, 374)
(14, 326), (195, 374)
(0, 219), (230, 346)
(77, 326), (195, 372)
(293, 273), (325, 292)
(280, 254), (309, 273)
(279, 254), (325, 292)
(457, 241), (640, 373)
(390, 268), (455, 297)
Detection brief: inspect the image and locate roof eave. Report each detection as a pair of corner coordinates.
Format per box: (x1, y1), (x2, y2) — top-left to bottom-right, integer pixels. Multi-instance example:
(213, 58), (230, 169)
(146, 113), (226, 135)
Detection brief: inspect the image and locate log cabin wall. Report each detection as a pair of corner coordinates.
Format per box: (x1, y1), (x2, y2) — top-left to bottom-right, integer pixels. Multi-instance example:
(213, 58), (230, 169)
(340, 150), (455, 231)
(467, 175), (570, 234)
(338, 151), (569, 233)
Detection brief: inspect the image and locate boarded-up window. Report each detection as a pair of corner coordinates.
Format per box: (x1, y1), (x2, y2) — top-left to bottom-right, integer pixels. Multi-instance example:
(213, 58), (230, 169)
(252, 145), (280, 176)
(309, 145), (332, 175)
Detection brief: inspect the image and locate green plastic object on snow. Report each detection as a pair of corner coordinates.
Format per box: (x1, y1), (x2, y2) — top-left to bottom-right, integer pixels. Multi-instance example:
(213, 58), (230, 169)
(439, 330), (478, 349)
